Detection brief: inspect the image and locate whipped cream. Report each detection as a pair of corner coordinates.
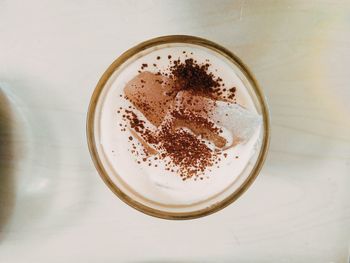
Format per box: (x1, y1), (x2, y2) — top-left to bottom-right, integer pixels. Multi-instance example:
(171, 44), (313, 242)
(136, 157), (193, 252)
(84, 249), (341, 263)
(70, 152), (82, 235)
(95, 44), (262, 206)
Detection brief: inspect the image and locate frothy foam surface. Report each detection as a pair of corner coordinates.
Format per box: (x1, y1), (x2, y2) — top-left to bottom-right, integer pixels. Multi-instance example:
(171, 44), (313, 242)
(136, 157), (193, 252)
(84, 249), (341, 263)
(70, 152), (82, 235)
(97, 44), (262, 206)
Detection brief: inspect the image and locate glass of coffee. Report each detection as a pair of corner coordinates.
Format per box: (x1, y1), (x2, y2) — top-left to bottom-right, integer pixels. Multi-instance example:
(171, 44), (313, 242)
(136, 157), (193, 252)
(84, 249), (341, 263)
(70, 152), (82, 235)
(87, 35), (270, 219)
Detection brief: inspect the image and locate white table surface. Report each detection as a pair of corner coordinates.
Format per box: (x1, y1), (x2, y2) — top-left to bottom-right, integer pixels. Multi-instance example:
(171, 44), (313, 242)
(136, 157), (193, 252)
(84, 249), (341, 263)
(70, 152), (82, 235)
(0, 1), (349, 262)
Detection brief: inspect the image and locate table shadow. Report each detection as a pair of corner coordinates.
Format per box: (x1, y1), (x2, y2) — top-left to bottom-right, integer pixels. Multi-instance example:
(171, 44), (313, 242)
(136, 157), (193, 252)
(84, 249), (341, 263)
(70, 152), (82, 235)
(0, 77), (95, 242)
(0, 89), (16, 241)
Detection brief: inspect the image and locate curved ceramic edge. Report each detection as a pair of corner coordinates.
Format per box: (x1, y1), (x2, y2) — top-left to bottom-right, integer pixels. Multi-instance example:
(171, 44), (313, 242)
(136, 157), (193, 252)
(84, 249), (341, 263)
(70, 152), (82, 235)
(86, 35), (270, 220)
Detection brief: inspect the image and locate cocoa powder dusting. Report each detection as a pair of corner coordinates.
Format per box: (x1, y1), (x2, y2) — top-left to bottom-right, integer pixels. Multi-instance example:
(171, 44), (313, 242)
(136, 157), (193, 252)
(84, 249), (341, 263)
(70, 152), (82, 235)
(118, 52), (236, 179)
(158, 125), (215, 178)
(170, 59), (222, 96)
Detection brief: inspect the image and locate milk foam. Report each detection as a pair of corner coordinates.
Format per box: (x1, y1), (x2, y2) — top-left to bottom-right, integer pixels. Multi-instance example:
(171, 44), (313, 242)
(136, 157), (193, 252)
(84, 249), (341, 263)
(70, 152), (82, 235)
(98, 44), (262, 206)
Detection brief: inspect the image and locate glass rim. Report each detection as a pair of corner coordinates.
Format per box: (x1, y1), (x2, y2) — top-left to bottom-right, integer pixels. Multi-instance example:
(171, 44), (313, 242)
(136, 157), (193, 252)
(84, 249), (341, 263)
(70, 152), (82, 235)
(86, 35), (270, 220)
